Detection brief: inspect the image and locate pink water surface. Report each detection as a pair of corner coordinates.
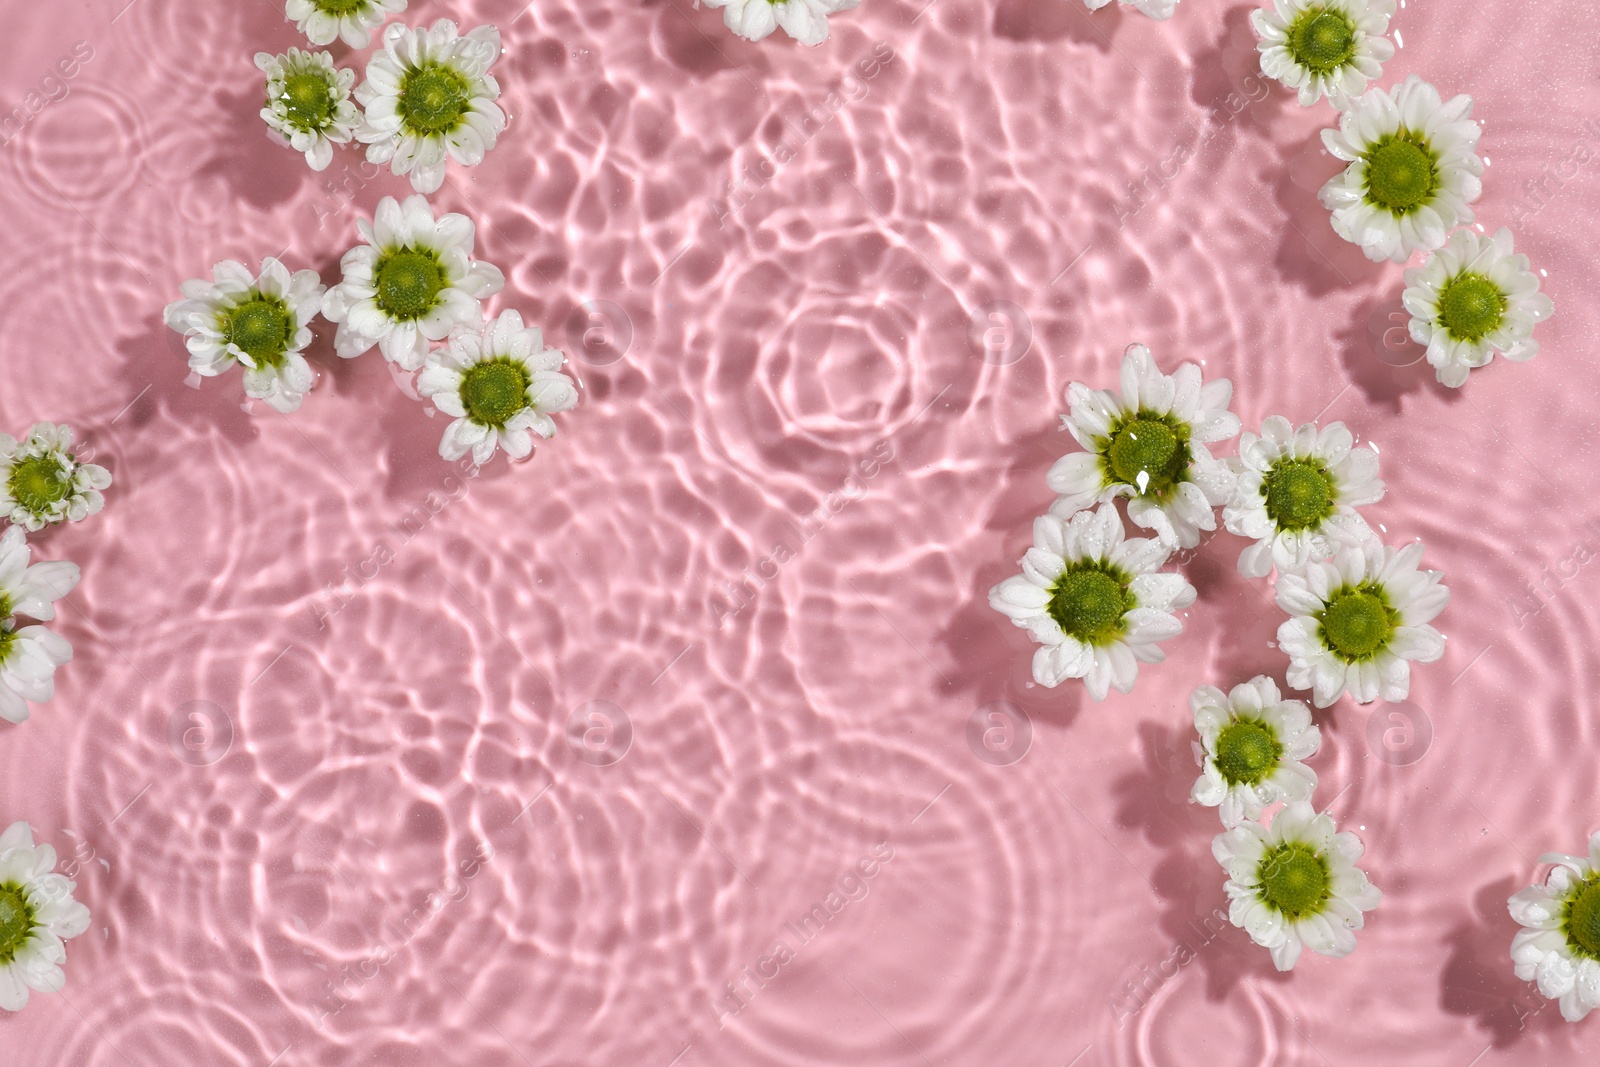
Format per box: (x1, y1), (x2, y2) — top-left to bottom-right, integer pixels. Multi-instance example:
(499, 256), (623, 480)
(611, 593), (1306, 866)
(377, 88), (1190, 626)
(0, 0), (1595, 1062)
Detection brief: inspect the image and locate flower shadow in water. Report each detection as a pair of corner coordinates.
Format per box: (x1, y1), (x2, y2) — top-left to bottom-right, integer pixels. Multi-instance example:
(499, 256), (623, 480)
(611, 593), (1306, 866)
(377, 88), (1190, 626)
(992, 0), (1121, 51)
(1335, 291), (1465, 415)
(196, 84), (316, 214)
(1440, 875), (1573, 1049)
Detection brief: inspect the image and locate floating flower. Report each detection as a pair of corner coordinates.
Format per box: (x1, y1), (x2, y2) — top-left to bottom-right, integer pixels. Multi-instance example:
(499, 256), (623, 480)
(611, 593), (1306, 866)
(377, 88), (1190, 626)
(1319, 74), (1484, 263)
(0, 425), (111, 533)
(1191, 677), (1320, 828)
(1047, 343), (1240, 550)
(1083, 0), (1179, 19)
(163, 258), (325, 413)
(355, 19), (506, 195)
(417, 310), (579, 466)
(1276, 539), (1448, 708)
(703, 0), (862, 43)
(0, 820), (91, 1010)
(988, 503), (1196, 701)
(1223, 417), (1383, 578)
(1403, 227), (1555, 388)
(1509, 831), (1600, 1022)
(255, 48), (359, 173)
(0, 528), (79, 626)
(1252, 0), (1395, 107)
(285, 0), (406, 50)
(1213, 801), (1381, 971)
(322, 194), (505, 370)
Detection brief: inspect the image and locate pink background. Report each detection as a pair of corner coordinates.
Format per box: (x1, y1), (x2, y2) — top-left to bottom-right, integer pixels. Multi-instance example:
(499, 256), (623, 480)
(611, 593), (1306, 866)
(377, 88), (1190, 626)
(0, 0), (1595, 1062)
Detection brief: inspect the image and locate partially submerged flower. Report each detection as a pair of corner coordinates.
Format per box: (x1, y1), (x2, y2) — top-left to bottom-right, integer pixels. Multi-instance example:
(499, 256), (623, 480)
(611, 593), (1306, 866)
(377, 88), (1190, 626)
(322, 194), (505, 370)
(0, 821), (91, 1010)
(255, 48), (359, 173)
(1403, 227), (1555, 388)
(164, 258), (326, 413)
(356, 19), (506, 195)
(1252, 0), (1395, 107)
(418, 310), (579, 466)
(0, 527), (78, 726)
(1213, 801), (1382, 971)
(988, 503), (1196, 701)
(1048, 343), (1240, 550)
(1191, 677), (1320, 828)
(0, 425), (111, 532)
(285, 0), (407, 50)
(1319, 74), (1484, 263)
(1223, 417), (1383, 578)
(1275, 539), (1449, 708)
(1509, 831), (1600, 1022)
(703, 0), (862, 44)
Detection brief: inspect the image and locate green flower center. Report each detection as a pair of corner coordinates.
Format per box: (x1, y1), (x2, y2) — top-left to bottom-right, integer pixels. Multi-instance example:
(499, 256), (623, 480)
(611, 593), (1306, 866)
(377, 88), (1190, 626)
(312, 0), (369, 13)
(1436, 272), (1507, 343)
(1048, 564), (1134, 647)
(1263, 459), (1336, 532)
(1564, 876), (1600, 960)
(8, 454), (73, 515)
(374, 249), (446, 321)
(0, 883), (36, 965)
(397, 63), (472, 137)
(1105, 415), (1190, 498)
(222, 297), (292, 367)
(0, 627), (15, 666)
(1214, 719), (1283, 787)
(1286, 9), (1357, 74)
(1364, 136), (1438, 214)
(1257, 842), (1331, 919)
(279, 71), (334, 132)
(460, 359), (532, 428)
(1319, 585), (1396, 662)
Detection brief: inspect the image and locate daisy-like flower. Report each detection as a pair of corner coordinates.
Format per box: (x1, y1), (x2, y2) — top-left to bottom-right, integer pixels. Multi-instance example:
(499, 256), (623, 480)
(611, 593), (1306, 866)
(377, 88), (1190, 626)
(0, 527), (79, 626)
(0, 527), (78, 726)
(355, 19), (506, 196)
(163, 258), (325, 414)
(1082, 0), (1178, 20)
(0, 425), (111, 532)
(1191, 677), (1320, 828)
(321, 194), (505, 370)
(417, 310), (579, 466)
(1213, 801), (1381, 971)
(1252, 0), (1395, 107)
(1275, 539), (1449, 708)
(255, 48), (359, 173)
(1047, 344), (1240, 551)
(1223, 417), (1383, 578)
(703, 0), (862, 44)
(1403, 227), (1555, 389)
(0, 821), (92, 1011)
(285, 0), (406, 50)
(1509, 831), (1600, 1022)
(1319, 74), (1484, 264)
(988, 503), (1196, 701)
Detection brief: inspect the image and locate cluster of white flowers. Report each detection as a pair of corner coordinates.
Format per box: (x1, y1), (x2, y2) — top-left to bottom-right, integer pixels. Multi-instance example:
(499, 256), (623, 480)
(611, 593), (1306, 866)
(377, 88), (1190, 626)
(258, 10), (506, 195)
(1251, 5), (1555, 388)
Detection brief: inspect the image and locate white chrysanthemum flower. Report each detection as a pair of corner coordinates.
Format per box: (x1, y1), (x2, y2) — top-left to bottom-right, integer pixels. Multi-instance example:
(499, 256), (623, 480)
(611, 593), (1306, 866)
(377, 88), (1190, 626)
(1047, 343), (1241, 551)
(355, 19), (506, 196)
(1319, 75), (1484, 264)
(417, 310), (579, 466)
(285, 0), (406, 49)
(321, 194), (505, 371)
(1509, 831), (1600, 1023)
(1275, 539), (1448, 708)
(0, 425), (111, 532)
(0, 622), (71, 726)
(255, 48), (359, 173)
(1402, 227), (1555, 389)
(703, 0), (861, 44)
(1252, 0), (1395, 107)
(1191, 677), (1320, 828)
(0, 821), (91, 1011)
(1223, 417), (1383, 578)
(1083, 0), (1178, 19)
(0, 527), (79, 626)
(163, 258), (325, 414)
(989, 503), (1196, 701)
(1213, 801), (1381, 971)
